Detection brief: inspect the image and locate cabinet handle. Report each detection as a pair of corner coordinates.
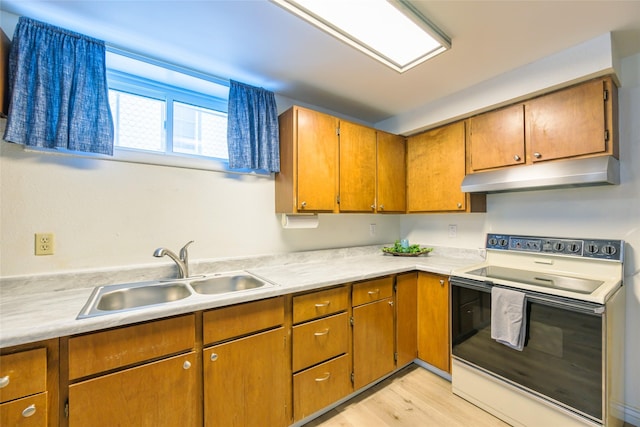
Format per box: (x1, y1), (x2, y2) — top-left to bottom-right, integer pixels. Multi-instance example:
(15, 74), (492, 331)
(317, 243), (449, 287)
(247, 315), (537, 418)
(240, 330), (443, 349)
(388, 300), (394, 307)
(300, 201), (307, 209)
(457, 203), (462, 209)
(379, 204), (384, 211)
(0, 375), (9, 388)
(314, 328), (330, 336)
(440, 279), (445, 286)
(371, 204), (376, 210)
(22, 404), (36, 418)
(534, 152), (542, 159)
(210, 353), (218, 362)
(367, 289), (380, 296)
(513, 154), (521, 161)
(315, 372), (331, 382)
(183, 360), (192, 370)
(314, 301), (330, 308)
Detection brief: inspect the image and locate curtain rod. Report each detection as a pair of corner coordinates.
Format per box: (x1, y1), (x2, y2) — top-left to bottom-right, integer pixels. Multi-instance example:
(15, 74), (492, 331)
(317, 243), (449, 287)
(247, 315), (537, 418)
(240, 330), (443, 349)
(105, 44), (230, 88)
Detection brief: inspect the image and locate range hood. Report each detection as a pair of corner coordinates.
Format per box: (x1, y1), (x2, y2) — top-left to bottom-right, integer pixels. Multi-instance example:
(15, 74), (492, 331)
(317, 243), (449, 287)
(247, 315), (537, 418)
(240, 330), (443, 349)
(461, 156), (620, 193)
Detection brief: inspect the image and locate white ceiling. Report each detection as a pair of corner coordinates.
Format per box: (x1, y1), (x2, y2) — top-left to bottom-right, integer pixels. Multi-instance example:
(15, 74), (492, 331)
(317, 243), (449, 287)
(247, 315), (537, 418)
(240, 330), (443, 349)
(1, 1), (640, 125)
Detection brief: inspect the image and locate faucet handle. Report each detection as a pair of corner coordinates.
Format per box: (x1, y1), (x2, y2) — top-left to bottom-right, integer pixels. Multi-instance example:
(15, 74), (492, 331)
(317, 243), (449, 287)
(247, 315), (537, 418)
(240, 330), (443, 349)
(179, 240), (194, 261)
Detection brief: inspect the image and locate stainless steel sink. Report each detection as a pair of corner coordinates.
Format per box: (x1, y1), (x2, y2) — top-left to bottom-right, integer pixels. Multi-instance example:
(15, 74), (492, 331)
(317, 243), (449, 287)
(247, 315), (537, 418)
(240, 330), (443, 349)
(77, 271), (275, 319)
(77, 281), (192, 319)
(190, 274), (267, 295)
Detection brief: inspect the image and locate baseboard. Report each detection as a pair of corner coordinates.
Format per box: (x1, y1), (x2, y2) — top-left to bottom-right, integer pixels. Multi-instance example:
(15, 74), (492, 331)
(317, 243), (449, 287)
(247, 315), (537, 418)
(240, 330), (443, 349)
(623, 403), (640, 427)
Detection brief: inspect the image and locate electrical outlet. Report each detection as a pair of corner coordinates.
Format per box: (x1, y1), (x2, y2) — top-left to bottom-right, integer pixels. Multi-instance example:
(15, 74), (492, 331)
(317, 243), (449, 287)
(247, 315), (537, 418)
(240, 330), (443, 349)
(448, 224), (457, 238)
(35, 233), (55, 255)
(369, 223), (376, 236)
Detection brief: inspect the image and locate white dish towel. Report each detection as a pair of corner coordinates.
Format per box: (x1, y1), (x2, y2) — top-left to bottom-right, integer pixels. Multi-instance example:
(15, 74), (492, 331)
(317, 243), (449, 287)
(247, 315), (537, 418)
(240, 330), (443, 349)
(491, 287), (527, 351)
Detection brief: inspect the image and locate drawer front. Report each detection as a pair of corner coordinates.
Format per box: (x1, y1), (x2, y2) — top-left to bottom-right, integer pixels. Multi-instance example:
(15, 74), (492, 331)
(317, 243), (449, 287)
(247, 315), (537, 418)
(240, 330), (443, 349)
(352, 276), (393, 306)
(203, 297), (284, 345)
(69, 314), (195, 380)
(293, 354), (351, 421)
(0, 392), (47, 427)
(293, 286), (349, 324)
(292, 312), (349, 372)
(0, 348), (46, 403)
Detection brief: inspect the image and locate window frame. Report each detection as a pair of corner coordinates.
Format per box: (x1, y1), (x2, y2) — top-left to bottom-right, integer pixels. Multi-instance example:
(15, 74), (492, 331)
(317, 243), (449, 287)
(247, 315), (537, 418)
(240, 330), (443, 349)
(107, 69), (246, 172)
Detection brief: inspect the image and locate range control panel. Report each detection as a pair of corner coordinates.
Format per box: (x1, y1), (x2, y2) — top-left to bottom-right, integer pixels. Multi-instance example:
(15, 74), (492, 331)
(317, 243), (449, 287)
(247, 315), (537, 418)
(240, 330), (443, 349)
(486, 234), (624, 261)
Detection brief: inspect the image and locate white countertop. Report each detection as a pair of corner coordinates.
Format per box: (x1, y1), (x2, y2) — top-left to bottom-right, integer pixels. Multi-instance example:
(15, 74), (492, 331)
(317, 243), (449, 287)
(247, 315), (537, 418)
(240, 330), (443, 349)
(0, 248), (483, 348)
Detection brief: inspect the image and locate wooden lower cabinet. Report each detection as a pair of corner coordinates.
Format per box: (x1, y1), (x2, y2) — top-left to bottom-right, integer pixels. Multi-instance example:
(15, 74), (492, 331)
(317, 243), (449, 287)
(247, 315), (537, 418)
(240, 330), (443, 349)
(352, 295), (395, 389)
(293, 354), (351, 420)
(417, 272), (451, 373)
(0, 340), (58, 427)
(68, 352), (198, 427)
(396, 272), (418, 367)
(203, 327), (288, 427)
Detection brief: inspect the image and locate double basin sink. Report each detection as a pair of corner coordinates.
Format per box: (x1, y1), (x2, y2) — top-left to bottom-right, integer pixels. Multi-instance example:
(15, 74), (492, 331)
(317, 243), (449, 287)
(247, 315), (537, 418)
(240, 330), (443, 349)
(77, 272), (274, 319)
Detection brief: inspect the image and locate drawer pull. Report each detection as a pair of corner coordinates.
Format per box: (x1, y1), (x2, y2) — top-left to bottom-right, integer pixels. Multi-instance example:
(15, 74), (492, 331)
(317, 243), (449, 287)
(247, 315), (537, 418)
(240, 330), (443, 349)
(314, 301), (331, 308)
(314, 328), (330, 336)
(315, 372), (331, 382)
(22, 404), (36, 418)
(210, 353), (218, 362)
(183, 360), (192, 370)
(0, 375), (9, 388)
(367, 289), (380, 296)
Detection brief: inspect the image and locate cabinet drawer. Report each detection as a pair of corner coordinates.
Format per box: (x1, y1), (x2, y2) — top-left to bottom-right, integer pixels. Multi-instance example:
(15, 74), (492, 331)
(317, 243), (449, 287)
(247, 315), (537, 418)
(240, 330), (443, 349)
(293, 354), (351, 421)
(69, 314), (195, 380)
(203, 297), (284, 345)
(0, 392), (47, 427)
(352, 276), (393, 306)
(293, 286), (348, 324)
(0, 348), (46, 403)
(292, 312), (349, 372)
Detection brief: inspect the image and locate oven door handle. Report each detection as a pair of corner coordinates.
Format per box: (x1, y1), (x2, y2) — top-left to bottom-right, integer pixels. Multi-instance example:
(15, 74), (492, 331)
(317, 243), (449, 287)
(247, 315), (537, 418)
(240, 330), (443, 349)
(450, 276), (604, 315)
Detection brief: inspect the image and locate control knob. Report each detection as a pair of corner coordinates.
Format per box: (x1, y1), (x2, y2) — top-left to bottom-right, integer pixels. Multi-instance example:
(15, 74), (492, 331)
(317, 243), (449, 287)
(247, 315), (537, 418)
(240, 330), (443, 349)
(586, 243), (599, 254)
(553, 242), (565, 252)
(488, 238), (498, 246)
(601, 245), (617, 255)
(567, 243), (581, 253)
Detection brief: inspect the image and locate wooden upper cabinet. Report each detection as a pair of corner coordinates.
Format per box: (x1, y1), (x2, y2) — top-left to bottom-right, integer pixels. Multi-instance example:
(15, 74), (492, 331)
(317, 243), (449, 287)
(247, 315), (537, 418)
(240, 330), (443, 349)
(339, 120), (376, 212)
(407, 121), (479, 212)
(468, 104), (525, 172)
(526, 77), (616, 162)
(276, 106), (338, 213)
(376, 131), (406, 213)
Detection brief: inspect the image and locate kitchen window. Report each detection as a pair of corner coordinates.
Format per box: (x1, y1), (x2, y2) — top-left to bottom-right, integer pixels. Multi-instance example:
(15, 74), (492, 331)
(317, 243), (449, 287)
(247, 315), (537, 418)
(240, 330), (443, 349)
(107, 65), (232, 170)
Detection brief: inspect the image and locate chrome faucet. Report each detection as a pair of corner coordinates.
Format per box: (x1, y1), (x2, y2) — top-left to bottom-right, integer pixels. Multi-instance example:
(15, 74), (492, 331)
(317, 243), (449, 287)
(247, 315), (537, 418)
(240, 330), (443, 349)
(153, 240), (194, 279)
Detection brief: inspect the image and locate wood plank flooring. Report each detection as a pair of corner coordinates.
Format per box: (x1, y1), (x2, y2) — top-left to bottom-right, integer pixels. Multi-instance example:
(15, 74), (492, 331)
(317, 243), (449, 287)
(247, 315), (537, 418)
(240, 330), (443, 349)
(302, 364), (509, 427)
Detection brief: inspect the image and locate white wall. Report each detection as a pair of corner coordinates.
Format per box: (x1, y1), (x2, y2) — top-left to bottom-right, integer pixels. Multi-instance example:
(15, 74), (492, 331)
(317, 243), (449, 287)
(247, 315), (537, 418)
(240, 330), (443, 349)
(398, 52), (640, 425)
(0, 131), (400, 276)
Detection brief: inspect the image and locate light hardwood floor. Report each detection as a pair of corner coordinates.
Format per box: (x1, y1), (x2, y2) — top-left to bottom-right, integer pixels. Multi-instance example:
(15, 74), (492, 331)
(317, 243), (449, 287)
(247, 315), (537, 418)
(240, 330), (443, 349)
(302, 364), (509, 427)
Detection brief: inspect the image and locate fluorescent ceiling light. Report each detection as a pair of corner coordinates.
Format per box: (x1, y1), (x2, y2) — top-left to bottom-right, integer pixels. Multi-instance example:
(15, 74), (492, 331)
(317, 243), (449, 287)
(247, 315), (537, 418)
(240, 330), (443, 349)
(271, 0), (451, 73)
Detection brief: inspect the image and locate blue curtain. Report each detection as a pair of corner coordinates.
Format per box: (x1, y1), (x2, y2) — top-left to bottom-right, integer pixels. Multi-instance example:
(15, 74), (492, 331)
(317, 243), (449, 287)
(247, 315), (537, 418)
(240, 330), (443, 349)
(3, 17), (114, 155)
(227, 80), (280, 172)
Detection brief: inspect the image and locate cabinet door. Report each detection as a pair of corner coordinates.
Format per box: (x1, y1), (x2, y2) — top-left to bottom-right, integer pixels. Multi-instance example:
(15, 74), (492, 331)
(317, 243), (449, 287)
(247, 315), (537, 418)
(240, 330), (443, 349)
(527, 78), (608, 162)
(0, 393), (47, 427)
(339, 120), (376, 212)
(396, 272), (418, 367)
(352, 298), (395, 389)
(376, 131), (406, 213)
(69, 352), (198, 427)
(296, 107), (339, 212)
(468, 104), (525, 171)
(407, 121), (467, 212)
(417, 273), (450, 373)
(204, 328), (288, 427)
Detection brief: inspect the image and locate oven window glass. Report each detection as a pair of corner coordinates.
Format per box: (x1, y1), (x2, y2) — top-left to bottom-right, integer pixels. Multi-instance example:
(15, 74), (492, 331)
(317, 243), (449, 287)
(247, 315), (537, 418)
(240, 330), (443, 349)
(451, 283), (603, 421)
